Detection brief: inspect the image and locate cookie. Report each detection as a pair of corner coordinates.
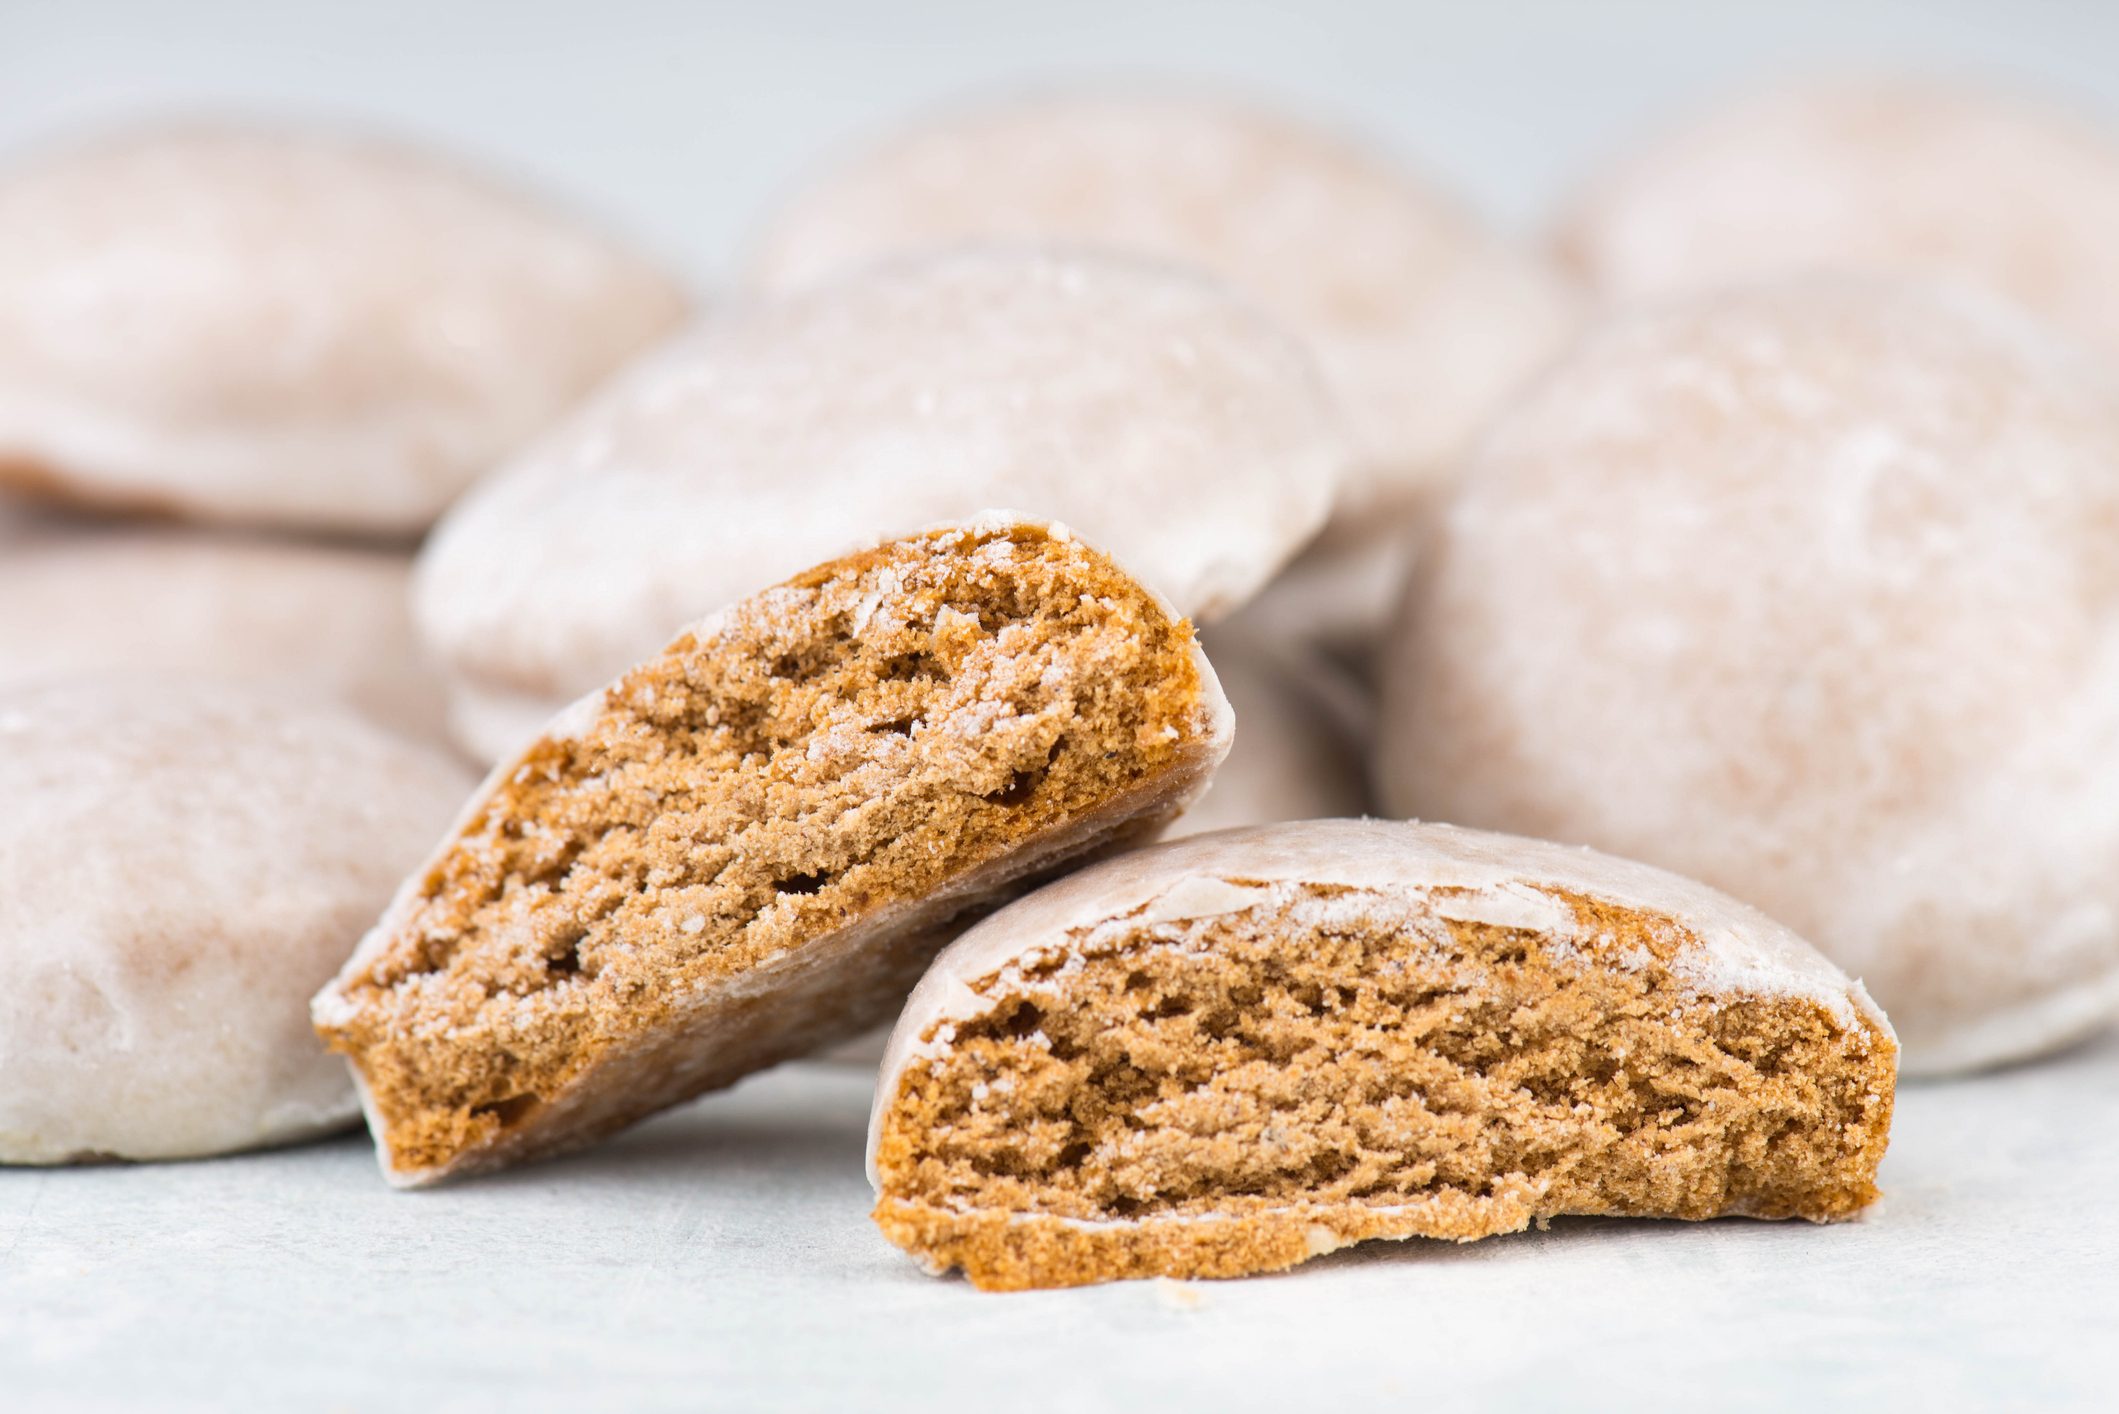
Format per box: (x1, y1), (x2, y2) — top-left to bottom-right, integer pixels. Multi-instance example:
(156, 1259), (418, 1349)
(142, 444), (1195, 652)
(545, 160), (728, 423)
(868, 820), (1896, 1290)
(317, 517), (1232, 1186)
(1558, 76), (2119, 364)
(415, 246), (1340, 760)
(0, 121), (688, 533)
(824, 629), (1366, 1070)
(749, 90), (1576, 540)
(0, 525), (448, 743)
(1378, 277), (2119, 1073)
(0, 676), (475, 1163)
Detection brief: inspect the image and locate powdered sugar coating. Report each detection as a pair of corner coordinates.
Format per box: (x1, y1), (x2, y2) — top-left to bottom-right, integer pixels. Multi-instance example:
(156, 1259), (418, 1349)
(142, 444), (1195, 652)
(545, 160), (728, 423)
(750, 90), (1576, 532)
(1559, 76), (2119, 364)
(1378, 277), (2119, 1074)
(417, 247), (1341, 759)
(0, 121), (688, 533)
(869, 818), (1884, 1184)
(0, 525), (448, 743)
(0, 676), (475, 1162)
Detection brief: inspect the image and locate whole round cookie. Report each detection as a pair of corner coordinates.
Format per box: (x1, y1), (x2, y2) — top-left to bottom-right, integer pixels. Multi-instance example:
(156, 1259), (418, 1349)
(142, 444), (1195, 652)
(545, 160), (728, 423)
(0, 676), (476, 1163)
(748, 90), (1578, 538)
(1378, 277), (2119, 1074)
(0, 526), (449, 743)
(417, 246), (1344, 761)
(1558, 77), (2119, 364)
(0, 121), (689, 533)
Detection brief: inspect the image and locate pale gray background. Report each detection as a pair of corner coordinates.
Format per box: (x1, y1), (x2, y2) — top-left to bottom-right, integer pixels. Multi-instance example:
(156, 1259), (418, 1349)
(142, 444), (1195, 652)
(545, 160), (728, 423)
(3, 2), (2117, 1410)
(6, 0), (2119, 280)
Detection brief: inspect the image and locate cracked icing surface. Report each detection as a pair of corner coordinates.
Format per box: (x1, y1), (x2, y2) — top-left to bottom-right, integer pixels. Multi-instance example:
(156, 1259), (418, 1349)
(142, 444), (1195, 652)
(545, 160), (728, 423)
(1379, 277), (2119, 1073)
(0, 675), (475, 1163)
(319, 517), (1231, 1185)
(868, 821), (1894, 1290)
(1558, 76), (2119, 364)
(746, 89), (1578, 533)
(0, 121), (687, 533)
(416, 246), (1340, 760)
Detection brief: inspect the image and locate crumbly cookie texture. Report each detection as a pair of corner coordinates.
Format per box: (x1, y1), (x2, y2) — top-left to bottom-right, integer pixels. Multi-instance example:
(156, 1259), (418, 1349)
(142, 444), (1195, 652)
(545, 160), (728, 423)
(869, 821), (1896, 1291)
(315, 517), (1231, 1186)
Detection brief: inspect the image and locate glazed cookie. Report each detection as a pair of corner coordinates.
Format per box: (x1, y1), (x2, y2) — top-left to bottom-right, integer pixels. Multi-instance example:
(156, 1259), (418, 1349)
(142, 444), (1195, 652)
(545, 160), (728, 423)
(318, 517), (1232, 1186)
(0, 676), (475, 1163)
(1379, 278), (2119, 1074)
(417, 247), (1340, 760)
(868, 820), (1896, 1290)
(1558, 77), (2119, 363)
(0, 526), (448, 743)
(749, 90), (1576, 536)
(0, 121), (688, 533)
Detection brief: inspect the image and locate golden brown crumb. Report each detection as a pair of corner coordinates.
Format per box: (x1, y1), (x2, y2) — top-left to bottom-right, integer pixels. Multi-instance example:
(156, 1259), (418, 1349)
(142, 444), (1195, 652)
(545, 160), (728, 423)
(872, 883), (1896, 1291)
(316, 519), (1226, 1184)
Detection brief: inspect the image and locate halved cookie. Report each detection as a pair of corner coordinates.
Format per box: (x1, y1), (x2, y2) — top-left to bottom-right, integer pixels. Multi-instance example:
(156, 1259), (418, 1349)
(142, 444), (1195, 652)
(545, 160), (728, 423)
(869, 820), (1897, 1290)
(315, 516), (1231, 1185)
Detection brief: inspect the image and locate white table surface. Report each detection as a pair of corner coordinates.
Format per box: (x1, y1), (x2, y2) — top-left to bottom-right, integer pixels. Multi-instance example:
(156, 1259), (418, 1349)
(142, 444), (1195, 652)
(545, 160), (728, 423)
(3, 1031), (2113, 1412)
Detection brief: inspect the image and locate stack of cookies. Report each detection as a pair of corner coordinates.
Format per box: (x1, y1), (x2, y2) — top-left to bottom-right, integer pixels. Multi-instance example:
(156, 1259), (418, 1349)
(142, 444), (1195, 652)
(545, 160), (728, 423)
(6, 77), (2117, 1291)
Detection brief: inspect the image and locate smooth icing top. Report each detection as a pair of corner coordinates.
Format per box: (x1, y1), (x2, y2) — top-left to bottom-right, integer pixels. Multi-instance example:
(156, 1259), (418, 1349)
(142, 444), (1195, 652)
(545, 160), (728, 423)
(748, 88), (1578, 516)
(1378, 276), (2119, 1074)
(1560, 76), (2119, 362)
(0, 121), (688, 532)
(0, 525), (446, 743)
(0, 675), (474, 1161)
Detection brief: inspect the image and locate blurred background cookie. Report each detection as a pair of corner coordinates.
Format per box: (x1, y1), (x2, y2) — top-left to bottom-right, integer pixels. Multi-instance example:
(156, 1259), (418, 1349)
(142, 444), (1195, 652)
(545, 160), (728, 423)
(0, 521), (451, 744)
(1377, 276), (2119, 1074)
(0, 121), (689, 535)
(749, 89), (1580, 652)
(1558, 76), (2119, 365)
(1172, 630), (1371, 838)
(0, 676), (475, 1163)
